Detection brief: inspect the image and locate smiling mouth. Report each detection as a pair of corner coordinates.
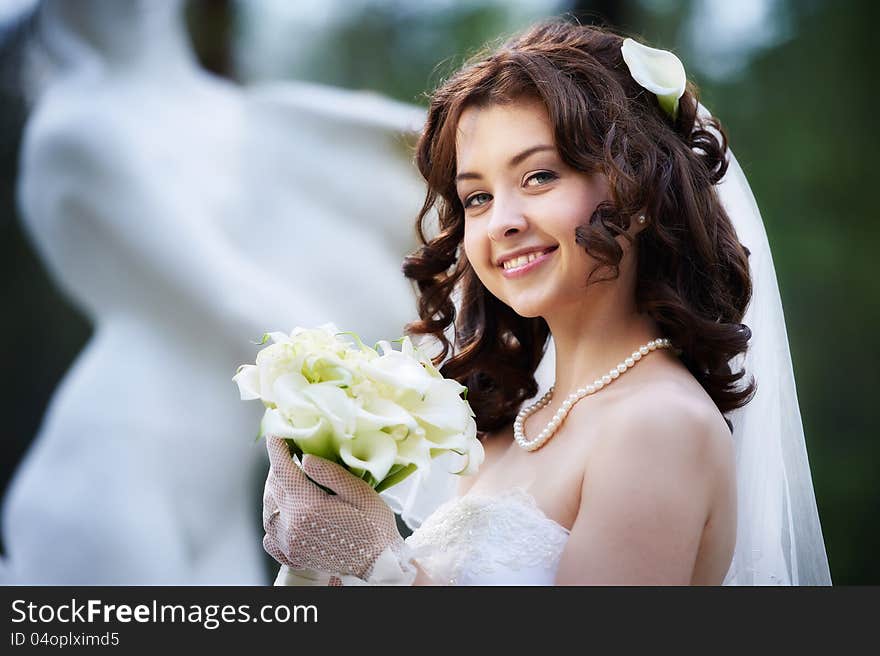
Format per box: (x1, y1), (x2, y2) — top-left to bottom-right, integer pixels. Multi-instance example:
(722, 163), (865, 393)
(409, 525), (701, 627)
(500, 246), (558, 271)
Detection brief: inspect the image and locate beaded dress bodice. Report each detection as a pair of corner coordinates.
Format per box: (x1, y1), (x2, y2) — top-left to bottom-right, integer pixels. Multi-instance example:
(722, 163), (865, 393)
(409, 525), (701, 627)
(404, 487), (570, 585)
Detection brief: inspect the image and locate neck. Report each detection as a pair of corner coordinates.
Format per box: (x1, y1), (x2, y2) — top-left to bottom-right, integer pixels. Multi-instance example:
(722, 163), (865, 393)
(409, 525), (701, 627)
(543, 267), (661, 399)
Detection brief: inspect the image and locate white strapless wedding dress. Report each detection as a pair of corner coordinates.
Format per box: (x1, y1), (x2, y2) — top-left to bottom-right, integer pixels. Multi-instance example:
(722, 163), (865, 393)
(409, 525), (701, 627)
(404, 487), (570, 585)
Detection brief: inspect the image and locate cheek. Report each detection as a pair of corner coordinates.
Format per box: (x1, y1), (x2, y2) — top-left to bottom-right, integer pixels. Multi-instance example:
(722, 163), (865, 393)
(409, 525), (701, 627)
(462, 225), (499, 289)
(557, 190), (597, 232)
(462, 224), (487, 269)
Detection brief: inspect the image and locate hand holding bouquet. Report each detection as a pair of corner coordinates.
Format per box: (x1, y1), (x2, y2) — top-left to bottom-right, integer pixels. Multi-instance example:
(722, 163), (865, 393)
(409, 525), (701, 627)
(234, 324), (483, 585)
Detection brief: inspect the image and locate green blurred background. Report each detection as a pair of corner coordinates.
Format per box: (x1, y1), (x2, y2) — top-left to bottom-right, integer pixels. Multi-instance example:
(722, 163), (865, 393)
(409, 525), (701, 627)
(1, 0), (876, 584)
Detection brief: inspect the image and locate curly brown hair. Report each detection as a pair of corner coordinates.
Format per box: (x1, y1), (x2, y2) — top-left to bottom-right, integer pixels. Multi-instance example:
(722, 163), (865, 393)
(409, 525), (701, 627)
(402, 19), (755, 434)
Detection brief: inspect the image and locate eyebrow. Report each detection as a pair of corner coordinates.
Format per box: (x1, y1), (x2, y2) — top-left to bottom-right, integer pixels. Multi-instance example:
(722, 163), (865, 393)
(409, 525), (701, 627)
(455, 144), (556, 183)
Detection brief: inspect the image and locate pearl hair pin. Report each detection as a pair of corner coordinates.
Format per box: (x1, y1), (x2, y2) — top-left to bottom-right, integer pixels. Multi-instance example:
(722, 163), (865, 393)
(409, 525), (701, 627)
(513, 338), (672, 451)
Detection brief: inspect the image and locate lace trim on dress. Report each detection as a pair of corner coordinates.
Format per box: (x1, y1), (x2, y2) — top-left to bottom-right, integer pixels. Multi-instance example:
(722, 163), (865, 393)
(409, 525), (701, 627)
(404, 487), (570, 585)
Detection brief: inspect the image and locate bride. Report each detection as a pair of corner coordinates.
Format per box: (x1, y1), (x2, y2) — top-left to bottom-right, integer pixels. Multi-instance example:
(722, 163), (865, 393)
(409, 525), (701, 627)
(262, 20), (832, 586)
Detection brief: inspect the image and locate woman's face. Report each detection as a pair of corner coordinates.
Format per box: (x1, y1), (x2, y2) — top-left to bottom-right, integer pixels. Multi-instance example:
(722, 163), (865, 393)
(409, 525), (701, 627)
(456, 98), (612, 318)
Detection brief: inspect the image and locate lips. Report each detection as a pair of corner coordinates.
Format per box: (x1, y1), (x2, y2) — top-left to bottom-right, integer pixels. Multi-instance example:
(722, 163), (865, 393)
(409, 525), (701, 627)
(498, 246), (558, 279)
(498, 246), (558, 270)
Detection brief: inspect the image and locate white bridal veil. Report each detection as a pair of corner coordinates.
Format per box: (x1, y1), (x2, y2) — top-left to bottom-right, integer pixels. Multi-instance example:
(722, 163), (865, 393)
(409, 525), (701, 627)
(713, 137), (832, 586)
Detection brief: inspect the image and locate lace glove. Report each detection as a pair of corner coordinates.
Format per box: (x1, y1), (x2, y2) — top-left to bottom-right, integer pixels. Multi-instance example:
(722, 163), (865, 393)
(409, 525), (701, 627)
(262, 435), (416, 586)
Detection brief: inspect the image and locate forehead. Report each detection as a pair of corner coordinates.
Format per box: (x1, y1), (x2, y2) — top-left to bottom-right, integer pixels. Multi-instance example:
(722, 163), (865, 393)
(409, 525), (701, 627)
(455, 98), (555, 170)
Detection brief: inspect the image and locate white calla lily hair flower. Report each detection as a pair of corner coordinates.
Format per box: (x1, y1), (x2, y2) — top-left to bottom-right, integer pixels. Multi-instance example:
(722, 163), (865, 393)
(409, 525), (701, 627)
(621, 37), (687, 120)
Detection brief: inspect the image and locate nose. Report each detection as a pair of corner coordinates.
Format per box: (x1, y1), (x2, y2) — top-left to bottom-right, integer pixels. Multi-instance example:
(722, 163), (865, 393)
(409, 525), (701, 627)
(487, 194), (528, 242)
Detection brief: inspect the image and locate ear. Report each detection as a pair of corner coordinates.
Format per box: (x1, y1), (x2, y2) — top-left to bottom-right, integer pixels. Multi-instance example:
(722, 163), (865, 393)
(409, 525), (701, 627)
(627, 211), (649, 238)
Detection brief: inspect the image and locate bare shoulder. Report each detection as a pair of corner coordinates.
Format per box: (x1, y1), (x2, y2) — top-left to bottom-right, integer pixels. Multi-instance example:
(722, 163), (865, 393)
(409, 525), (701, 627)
(587, 377), (734, 498)
(558, 378), (735, 584)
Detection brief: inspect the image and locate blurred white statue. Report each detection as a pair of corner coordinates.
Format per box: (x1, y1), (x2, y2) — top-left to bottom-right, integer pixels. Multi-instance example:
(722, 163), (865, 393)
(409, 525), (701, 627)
(1, 0), (426, 584)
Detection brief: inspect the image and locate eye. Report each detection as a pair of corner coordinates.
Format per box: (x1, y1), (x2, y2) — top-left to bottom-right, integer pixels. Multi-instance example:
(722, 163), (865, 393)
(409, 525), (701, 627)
(524, 171), (557, 187)
(464, 192), (492, 209)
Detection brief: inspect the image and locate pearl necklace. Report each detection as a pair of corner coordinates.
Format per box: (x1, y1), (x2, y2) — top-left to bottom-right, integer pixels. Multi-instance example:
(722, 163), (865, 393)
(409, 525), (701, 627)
(514, 338), (672, 452)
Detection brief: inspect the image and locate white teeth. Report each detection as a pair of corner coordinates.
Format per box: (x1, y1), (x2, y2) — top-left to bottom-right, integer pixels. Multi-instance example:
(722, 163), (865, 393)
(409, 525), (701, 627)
(502, 249), (551, 270)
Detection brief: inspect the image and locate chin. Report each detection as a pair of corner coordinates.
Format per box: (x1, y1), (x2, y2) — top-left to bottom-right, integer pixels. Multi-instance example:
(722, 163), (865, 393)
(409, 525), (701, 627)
(506, 299), (548, 319)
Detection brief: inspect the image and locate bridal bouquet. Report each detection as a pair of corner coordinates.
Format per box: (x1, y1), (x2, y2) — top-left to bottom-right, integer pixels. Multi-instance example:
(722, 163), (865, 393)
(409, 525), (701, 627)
(233, 324), (483, 492)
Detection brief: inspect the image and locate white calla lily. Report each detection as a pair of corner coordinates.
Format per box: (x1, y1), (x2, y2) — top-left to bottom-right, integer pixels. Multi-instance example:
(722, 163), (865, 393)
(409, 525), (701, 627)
(356, 396), (419, 434)
(393, 431), (434, 472)
(362, 345), (434, 399)
(301, 383), (358, 440)
(272, 372), (319, 423)
(260, 407), (300, 440)
(232, 364), (261, 400)
(338, 429), (397, 484)
(410, 377), (472, 433)
(420, 426), (468, 451)
(266, 331), (293, 344)
(255, 342), (302, 405)
(261, 408), (336, 459)
(453, 416), (484, 475)
(621, 37), (686, 120)
(401, 335), (445, 379)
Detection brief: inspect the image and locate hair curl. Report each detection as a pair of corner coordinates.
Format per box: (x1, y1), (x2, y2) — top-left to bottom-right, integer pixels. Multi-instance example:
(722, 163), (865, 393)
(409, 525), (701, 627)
(402, 19), (755, 434)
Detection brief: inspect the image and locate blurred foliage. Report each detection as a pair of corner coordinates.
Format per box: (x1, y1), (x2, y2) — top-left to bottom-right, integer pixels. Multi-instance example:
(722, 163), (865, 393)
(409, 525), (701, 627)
(703, 0), (879, 585)
(2, 0), (874, 582)
(185, 0), (234, 78)
(273, 3), (532, 105)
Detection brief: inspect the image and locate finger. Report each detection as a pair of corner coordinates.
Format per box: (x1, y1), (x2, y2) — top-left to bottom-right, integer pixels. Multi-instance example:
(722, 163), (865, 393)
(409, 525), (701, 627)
(301, 454), (378, 511)
(265, 435), (316, 497)
(263, 471), (284, 535)
(262, 478), (281, 530)
(265, 434), (300, 476)
(263, 532), (294, 568)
